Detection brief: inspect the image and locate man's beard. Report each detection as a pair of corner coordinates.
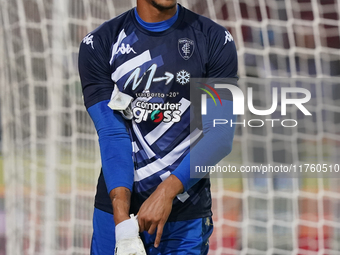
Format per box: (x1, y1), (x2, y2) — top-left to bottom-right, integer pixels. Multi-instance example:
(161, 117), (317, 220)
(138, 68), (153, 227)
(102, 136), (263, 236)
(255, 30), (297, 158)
(151, 0), (177, 11)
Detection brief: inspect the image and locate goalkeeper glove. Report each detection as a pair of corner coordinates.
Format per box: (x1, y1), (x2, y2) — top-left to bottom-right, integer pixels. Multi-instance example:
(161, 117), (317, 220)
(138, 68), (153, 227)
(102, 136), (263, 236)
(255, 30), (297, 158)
(115, 214), (147, 255)
(108, 84), (134, 120)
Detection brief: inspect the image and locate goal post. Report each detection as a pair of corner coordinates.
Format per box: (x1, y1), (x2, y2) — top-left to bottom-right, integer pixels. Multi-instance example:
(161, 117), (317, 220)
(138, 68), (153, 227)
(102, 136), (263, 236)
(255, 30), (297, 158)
(1, 0), (339, 255)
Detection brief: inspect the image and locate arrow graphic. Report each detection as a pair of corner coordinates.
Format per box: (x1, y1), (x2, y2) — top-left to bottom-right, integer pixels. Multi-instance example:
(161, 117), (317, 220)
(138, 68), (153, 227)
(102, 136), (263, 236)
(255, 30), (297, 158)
(152, 72), (174, 85)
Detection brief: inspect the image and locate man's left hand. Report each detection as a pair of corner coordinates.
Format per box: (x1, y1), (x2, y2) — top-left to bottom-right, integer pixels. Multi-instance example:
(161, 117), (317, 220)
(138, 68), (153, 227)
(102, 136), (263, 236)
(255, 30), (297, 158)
(137, 175), (184, 248)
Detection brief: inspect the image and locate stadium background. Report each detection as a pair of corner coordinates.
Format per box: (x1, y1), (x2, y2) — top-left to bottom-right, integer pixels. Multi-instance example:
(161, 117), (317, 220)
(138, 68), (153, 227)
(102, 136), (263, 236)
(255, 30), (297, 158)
(0, 0), (340, 254)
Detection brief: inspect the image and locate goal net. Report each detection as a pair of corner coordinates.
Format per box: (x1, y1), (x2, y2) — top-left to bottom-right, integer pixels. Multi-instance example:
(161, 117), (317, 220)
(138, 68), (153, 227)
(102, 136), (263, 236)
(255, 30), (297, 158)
(0, 0), (339, 254)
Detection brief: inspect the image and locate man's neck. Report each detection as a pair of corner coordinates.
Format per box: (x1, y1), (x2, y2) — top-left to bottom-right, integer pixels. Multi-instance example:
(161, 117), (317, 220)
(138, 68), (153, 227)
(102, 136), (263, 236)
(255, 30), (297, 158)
(136, 0), (177, 23)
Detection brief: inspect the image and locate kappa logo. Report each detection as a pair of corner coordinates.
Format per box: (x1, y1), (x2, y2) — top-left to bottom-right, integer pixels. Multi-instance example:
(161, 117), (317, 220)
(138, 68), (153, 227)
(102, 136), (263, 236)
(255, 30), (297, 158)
(178, 38), (195, 60)
(224, 31), (234, 45)
(115, 43), (137, 55)
(83, 34), (94, 49)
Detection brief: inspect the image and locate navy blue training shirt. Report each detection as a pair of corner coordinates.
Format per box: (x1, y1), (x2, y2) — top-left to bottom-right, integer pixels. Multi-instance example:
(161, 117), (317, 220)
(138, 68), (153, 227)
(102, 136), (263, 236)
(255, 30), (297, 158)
(78, 4), (238, 221)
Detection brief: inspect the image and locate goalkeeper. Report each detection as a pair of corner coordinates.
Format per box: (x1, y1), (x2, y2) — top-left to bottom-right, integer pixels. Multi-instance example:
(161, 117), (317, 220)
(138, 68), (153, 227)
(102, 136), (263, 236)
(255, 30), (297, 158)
(78, 0), (238, 254)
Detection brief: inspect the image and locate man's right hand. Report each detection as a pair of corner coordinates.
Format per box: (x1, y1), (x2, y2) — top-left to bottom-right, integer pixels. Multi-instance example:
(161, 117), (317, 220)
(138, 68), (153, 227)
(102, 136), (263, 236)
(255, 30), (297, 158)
(115, 236), (146, 255)
(115, 215), (147, 255)
(110, 188), (147, 254)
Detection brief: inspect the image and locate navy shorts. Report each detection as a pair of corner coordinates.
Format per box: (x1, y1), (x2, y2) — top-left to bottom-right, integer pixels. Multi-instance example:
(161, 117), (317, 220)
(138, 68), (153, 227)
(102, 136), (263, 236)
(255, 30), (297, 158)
(91, 208), (213, 255)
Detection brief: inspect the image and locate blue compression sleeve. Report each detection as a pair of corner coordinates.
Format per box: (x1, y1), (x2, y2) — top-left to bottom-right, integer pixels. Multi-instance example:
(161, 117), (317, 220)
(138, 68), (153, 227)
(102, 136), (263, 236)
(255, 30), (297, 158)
(172, 99), (236, 191)
(87, 100), (134, 193)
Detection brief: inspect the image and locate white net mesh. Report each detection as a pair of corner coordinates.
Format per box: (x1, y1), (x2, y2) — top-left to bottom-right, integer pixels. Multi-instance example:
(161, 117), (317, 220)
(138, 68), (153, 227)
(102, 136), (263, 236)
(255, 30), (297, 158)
(0, 0), (339, 254)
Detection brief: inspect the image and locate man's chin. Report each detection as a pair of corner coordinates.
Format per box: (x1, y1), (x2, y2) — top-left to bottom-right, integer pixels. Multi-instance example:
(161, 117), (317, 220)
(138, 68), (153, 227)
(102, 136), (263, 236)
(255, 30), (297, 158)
(151, 0), (177, 11)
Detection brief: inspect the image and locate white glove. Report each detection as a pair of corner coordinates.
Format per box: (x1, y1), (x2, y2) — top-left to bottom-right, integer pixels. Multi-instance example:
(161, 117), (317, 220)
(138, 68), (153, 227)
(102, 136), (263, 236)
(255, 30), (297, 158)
(115, 215), (147, 255)
(108, 84), (134, 120)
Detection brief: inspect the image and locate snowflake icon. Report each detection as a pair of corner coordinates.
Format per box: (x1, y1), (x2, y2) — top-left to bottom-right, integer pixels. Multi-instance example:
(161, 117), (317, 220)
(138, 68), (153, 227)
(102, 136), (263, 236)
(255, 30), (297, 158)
(176, 70), (190, 85)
